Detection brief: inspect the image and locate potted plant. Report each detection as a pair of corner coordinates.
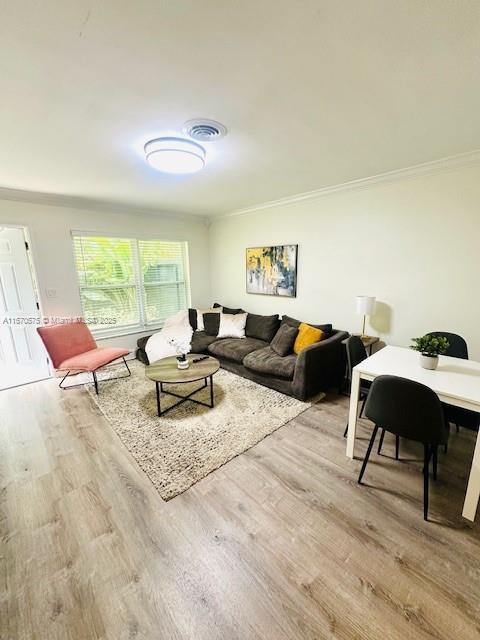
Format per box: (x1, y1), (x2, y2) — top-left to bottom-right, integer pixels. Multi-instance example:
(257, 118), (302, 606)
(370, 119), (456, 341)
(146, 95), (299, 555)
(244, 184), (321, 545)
(410, 334), (450, 370)
(167, 337), (191, 370)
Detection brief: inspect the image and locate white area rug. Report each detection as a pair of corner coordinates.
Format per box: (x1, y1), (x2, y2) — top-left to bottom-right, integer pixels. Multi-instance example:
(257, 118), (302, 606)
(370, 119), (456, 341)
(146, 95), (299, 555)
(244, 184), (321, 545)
(86, 360), (323, 500)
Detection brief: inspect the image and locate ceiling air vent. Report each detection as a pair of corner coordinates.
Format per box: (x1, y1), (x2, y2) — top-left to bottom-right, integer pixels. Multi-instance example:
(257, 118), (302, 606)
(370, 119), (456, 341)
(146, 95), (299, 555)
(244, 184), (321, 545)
(183, 119), (227, 141)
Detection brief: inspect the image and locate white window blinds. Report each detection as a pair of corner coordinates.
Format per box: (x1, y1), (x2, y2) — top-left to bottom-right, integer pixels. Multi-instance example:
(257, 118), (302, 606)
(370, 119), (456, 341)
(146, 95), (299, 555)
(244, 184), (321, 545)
(72, 234), (190, 335)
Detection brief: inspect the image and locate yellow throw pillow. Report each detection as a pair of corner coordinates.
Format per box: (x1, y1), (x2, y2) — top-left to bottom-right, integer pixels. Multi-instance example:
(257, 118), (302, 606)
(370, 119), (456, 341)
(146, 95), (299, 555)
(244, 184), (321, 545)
(294, 322), (324, 354)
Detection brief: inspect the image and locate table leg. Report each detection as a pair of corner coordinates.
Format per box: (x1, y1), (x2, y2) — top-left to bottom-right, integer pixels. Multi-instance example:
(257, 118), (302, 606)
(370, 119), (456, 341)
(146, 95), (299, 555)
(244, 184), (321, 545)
(156, 381), (161, 417)
(210, 375), (214, 408)
(462, 429), (480, 521)
(346, 369), (361, 458)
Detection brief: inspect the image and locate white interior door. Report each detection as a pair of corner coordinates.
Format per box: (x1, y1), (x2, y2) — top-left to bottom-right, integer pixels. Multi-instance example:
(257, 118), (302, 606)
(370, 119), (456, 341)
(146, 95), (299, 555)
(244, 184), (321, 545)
(0, 227), (50, 390)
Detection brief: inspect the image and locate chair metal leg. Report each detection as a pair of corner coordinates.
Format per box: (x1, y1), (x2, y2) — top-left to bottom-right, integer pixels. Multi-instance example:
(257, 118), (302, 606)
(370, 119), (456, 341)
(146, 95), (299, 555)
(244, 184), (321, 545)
(359, 395), (367, 419)
(93, 371), (99, 395)
(58, 371), (71, 389)
(59, 357), (131, 393)
(358, 425), (379, 485)
(343, 422), (348, 438)
(377, 428), (385, 454)
(423, 444), (430, 521)
(395, 435), (400, 460)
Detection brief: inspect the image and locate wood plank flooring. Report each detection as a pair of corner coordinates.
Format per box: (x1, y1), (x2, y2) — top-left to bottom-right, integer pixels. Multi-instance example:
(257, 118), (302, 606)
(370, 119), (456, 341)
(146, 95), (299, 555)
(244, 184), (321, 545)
(1, 378), (480, 639)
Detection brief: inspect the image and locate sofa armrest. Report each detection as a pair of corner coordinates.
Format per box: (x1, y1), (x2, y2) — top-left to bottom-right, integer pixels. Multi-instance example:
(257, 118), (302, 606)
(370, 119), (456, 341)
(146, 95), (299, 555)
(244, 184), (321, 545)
(292, 330), (349, 400)
(136, 334), (152, 365)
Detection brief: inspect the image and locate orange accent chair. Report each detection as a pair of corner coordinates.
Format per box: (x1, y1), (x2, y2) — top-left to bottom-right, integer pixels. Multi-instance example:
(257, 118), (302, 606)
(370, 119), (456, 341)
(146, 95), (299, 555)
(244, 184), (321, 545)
(37, 322), (130, 394)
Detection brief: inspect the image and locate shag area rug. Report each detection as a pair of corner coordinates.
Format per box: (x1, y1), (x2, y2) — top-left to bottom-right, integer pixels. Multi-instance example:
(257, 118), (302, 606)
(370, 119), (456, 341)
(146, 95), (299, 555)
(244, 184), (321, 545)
(85, 360), (323, 500)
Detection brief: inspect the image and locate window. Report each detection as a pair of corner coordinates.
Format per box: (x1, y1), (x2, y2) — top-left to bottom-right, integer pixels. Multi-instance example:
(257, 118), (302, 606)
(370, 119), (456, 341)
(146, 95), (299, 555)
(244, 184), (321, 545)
(72, 234), (190, 335)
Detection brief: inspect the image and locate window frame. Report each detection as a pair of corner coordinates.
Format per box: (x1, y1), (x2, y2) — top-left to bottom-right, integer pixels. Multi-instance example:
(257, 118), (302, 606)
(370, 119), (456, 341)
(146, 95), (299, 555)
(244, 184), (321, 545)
(71, 231), (191, 338)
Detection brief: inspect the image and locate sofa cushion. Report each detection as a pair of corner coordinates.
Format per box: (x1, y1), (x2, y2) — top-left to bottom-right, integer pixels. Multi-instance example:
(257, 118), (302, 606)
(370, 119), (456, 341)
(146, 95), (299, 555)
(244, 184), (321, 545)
(208, 337), (268, 363)
(245, 313), (280, 342)
(191, 331), (217, 353)
(58, 347), (130, 372)
(281, 315), (333, 338)
(203, 312), (221, 336)
(243, 346), (297, 380)
(271, 323), (298, 356)
(213, 302), (245, 315)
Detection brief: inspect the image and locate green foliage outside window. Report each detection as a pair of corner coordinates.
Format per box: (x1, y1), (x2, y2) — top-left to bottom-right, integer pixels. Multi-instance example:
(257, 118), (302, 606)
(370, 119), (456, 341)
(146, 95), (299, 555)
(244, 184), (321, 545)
(74, 236), (188, 332)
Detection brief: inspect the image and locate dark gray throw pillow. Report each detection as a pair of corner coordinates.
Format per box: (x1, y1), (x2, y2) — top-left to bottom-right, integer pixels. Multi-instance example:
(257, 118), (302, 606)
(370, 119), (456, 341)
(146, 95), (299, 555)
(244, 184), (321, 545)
(245, 313), (280, 342)
(281, 314), (332, 337)
(271, 323), (298, 357)
(213, 302), (245, 315)
(203, 312), (221, 336)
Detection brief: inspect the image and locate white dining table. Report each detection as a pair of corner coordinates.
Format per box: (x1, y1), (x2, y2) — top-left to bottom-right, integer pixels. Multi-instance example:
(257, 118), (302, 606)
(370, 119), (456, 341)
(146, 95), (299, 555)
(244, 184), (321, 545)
(346, 345), (480, 521)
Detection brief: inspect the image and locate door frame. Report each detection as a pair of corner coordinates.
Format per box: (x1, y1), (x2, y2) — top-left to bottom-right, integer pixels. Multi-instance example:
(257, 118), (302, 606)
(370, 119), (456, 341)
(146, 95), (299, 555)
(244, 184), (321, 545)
(0, 222), (52, 386)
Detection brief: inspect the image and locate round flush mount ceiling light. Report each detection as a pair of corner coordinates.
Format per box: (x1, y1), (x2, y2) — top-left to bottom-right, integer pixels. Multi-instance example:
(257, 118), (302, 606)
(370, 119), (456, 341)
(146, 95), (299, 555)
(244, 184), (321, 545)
(144, 137), (206, 174)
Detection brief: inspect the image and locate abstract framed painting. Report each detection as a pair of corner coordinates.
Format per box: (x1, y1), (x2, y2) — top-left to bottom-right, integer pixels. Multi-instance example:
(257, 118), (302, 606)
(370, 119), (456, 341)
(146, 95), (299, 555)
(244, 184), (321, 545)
(246, 245), (298, 297)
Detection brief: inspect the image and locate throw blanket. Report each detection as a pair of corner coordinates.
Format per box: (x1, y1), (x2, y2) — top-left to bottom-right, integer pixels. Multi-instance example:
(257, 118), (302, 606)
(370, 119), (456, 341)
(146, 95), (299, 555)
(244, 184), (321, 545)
(145, 309), (193, 364)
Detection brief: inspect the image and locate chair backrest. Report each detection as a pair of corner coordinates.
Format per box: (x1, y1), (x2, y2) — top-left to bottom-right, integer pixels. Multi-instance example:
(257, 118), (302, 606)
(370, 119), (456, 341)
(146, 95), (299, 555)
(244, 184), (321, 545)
(345, 336), (368, 377)
(37, 322), (96, 368)
(364, 375), (448, 445)
(426, 331), (468, 360)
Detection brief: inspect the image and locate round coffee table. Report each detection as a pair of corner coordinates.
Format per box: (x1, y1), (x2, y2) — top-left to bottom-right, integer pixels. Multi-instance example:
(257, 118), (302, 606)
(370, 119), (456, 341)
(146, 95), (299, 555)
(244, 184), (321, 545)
(145, 354), (220, 417)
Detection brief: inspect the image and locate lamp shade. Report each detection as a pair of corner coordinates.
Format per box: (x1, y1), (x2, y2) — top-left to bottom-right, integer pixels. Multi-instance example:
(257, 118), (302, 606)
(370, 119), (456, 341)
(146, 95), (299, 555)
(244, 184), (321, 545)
(356, 295), (376, 316)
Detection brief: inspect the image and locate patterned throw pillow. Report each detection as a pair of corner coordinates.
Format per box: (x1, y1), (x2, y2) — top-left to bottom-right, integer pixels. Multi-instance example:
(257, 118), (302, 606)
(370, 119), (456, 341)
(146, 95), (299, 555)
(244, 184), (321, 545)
(293, 322), (324, 354)
(217, 312), (247, 339)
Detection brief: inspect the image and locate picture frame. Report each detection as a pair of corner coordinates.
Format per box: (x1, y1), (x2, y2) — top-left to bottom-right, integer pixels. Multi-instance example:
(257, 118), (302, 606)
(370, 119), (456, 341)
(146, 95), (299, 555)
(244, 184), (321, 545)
(246, 244), (298, 297)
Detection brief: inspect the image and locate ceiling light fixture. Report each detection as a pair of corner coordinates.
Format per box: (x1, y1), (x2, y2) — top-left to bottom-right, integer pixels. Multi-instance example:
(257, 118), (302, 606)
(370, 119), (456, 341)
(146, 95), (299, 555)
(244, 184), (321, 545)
(144, 137), (206, 174)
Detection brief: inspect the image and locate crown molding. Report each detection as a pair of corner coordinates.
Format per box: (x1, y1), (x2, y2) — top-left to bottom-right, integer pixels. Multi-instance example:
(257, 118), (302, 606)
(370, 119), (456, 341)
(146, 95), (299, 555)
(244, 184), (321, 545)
(214, 149), (480, 220)
(0, 187), (209, 224)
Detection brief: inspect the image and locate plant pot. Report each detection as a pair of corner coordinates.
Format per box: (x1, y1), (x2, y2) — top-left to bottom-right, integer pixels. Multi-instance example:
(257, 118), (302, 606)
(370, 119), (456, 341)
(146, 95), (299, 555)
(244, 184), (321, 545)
(177, 357), (189, 370)
(420, 354), (438, 370)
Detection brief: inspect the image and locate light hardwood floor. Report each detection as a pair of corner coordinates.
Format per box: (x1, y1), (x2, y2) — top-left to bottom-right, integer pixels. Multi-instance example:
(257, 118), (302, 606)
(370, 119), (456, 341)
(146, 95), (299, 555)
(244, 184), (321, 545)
(1, 378), (480, 639)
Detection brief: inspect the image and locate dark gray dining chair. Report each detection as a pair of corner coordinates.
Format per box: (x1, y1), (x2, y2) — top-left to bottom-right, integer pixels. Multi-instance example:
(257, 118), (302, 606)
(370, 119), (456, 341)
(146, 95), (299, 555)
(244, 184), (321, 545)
(426, 331), (468, 359)
(426, 331), (479, 438)
(344, 336), (400, 458)
(358, 375), (448, 520)
(343, 336), (370, 437)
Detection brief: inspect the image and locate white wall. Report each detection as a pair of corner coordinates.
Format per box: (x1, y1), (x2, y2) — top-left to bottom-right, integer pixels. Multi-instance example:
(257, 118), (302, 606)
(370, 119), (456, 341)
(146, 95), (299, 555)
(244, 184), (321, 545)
(209, 164), (480, 358)
(0, 198), (211, 350)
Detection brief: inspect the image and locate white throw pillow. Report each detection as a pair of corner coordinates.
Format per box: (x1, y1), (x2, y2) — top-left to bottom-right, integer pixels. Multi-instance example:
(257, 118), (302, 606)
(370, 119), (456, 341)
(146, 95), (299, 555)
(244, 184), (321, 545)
(196, 307), (221, 331)
(217, 312), (247, 339)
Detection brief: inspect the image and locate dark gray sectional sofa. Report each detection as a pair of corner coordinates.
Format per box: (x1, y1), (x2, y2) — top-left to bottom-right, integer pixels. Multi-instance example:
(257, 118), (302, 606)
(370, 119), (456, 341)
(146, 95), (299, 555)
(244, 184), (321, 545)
(136, 306), (348, 400)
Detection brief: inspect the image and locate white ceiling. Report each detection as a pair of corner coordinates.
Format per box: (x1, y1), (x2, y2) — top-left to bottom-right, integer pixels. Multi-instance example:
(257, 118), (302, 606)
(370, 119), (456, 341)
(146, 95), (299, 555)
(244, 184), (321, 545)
(1, 0), (480, 217)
